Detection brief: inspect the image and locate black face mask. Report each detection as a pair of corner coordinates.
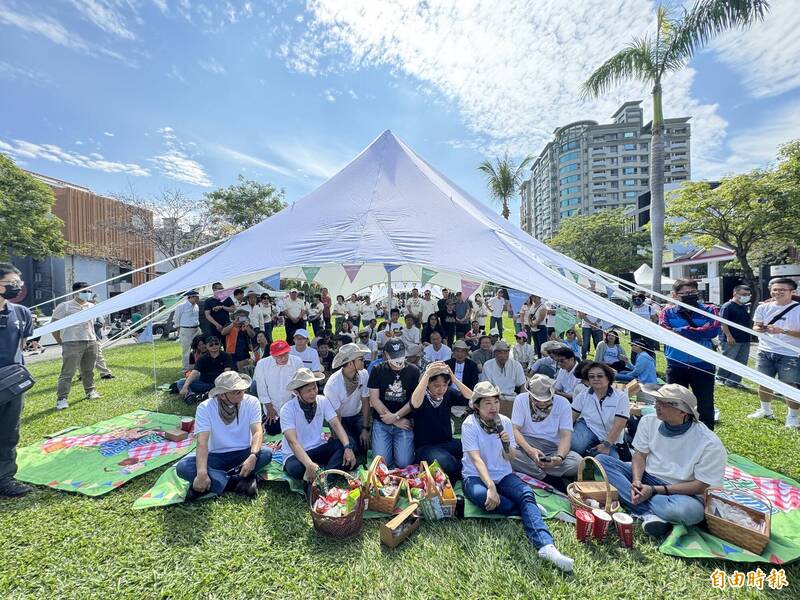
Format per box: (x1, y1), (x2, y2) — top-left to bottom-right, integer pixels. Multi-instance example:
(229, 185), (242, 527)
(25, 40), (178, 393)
(1, 286), (21, 300)
(680, 294), (699, 307)
(632, 298), (643, 305)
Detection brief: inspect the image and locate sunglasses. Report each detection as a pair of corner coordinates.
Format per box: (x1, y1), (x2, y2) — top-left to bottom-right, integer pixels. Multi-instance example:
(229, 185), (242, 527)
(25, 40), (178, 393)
(587, 373), (606, 379)
(206, 341), (220, 347)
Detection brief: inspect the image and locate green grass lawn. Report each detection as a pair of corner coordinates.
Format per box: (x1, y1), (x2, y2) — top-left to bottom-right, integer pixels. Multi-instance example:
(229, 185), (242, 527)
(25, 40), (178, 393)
(2, 323), (799, 599)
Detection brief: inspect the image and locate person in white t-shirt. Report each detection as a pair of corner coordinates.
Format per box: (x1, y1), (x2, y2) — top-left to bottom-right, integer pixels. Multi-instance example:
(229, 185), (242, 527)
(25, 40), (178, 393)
(360, 297), (377, 324)
(596, 384), (727, 538)
(357, 329), (378, 360)
(512, 331), (535, 373)
(290, 329), (323, 376)
(253, 340), (304, 435)
(332, 295), (347, 332)
(471, 293), (490, 327)
(487, 289), (507, 337)
(281, 368), (357, 484)
(345, 294), (362, 328)
(420, 290), (439, 324)
(570, 362), (630, 459)
(511, 375), (581, 482)
(423, 331), (452, 365)
(405, 288), (424, 327)
(400, 314), (422, 357)
(324, 343), (371, 451)
(176, 371), (272, 500)
(479, 340), (526, 402)
(461, 381), (574, 572)
(282, 289), (306, 341)
(748, 277), (800, 427)
(550, 346), (581, 400)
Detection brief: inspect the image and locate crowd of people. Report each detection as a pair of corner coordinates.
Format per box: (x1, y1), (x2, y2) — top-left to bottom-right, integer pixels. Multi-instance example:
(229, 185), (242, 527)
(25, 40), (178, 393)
(2, 263), (799, 572)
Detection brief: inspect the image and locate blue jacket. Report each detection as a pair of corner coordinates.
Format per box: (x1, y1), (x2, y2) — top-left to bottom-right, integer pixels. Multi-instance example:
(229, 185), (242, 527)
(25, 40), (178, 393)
(659, 303), (720, 368)
(615, 352), (657, 384)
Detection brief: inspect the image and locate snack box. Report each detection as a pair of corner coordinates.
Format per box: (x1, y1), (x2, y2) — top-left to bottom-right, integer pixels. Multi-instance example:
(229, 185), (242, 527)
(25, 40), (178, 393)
(380, 503), (420, 548)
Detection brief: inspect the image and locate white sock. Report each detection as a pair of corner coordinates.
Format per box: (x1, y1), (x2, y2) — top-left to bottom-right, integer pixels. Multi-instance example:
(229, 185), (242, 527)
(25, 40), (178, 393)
(538, 544), (574, 572)
(761, 401), (774, 413)
(789, 408), (799, 418)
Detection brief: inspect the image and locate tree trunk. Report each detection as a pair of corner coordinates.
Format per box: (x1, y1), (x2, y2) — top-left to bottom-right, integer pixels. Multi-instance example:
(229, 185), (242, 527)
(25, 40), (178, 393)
(502, 196), (510, 220)
(738, 252), (760, 316)
(649, 82), (665, 294)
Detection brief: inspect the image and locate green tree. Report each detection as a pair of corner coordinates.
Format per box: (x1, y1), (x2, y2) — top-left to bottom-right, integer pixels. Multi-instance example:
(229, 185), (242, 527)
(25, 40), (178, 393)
(582, 0), (770, 292)
(547, 208), (650, 275)
(478, 153), (533, 220)
(205, 175), (287, 233)
(0, 153), (65, 260)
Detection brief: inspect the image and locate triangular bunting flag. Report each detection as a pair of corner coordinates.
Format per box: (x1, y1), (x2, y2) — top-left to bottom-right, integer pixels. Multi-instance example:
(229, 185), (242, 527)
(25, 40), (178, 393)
(605, 286), (615, 299)
(556, 267), (566, 277)
(421, 267), (437, 286)
(261, 273), (281, 291)
(571, 272), (580, 283)
(137, 322), (154, 344)
(460, 279), (481, 299)
(507, 288), (529, 315)
(384, 264), (400, 274)
(302, 266), (320, 283)
(343, 264), (362, 283)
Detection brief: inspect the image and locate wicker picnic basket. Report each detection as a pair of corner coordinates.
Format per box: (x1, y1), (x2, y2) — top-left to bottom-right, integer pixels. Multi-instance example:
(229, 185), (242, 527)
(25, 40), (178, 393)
(366, 455), (401, 514)
(309, 469), (365, 538)
(420, 460), (457, 518)
(704, 487), (771, 554)
(566, 456), (621, 514)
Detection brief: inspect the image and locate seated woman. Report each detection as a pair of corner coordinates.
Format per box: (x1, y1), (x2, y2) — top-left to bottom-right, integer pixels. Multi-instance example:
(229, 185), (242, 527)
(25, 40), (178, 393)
(461, 382), (574, 572)
(253, 330), (270, 363)
(281, 368), (357, 485)
(421, 313), (447, 345)
(616, 338), (658, 384)
(511, 374), (581, 489)
(594, 329), (629, 372)
(596, 384), (727, 538)
(410, 361), (472, 481)
(338, 320), (356, 343)
(563, 328), (582, 359)
(176, 371), (272, 501)
(570, 362), (630, 459)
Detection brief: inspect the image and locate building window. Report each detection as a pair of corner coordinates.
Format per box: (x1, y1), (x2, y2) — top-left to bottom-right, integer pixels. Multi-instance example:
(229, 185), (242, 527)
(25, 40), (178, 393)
(623, 143), (636, 151)
(560, 140), (579, 152)
(559, 151), (579, 163)
(560, 186), (580, 196)
(623, 131), (635, 138)
(559, 163), (579, 174)
(33, 272), (43, 283)
(559, 198), (580, 208)
(624, 179), (636, 186)
(608, 145), (618, 152)
(623, 156), (635, 162)
(624, 191), (637, 198)
(640, 143), (648, 150)
(560, 174), (580, 184)
(622, 167), (636, 174)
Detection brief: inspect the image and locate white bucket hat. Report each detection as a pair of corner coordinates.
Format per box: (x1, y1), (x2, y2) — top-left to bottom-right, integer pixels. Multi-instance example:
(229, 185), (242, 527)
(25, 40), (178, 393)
(209, 371), (252, 398)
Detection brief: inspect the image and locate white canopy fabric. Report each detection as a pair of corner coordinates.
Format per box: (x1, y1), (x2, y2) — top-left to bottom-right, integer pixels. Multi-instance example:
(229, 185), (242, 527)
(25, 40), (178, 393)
(34, 130), (799, 401)
(634, 263), (675, 287)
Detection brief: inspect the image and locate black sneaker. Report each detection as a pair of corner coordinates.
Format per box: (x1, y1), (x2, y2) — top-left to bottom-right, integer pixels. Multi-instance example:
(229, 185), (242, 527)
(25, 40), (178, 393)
(0, 479), (34, 498)
(234, 476), (258, 498)
(183, 393), (199, 405)
(185, 486), (205, 502)
(168, 382), (179, 394)
(101, 374), (116, 380)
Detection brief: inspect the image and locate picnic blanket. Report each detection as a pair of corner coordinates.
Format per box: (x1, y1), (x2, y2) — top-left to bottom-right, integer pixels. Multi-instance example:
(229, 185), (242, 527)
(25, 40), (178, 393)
(16, 410), (195, 497)
(462, 473), (574, 522)
(660, 454), (800, 565)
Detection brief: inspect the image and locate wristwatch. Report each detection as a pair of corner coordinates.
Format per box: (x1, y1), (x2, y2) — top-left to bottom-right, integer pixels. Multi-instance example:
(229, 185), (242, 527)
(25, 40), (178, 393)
(600, 440), (612, 449)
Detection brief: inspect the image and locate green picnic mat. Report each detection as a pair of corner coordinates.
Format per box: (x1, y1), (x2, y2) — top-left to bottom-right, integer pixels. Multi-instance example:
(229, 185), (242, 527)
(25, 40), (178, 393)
(16, 410), (195, 497)
(461, 479), (574, 521)
(659, 454), (800, 565)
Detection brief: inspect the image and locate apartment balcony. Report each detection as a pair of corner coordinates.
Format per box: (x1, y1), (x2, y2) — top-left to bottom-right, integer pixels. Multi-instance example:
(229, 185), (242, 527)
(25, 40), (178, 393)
(591, 172), (607, 180)
(590, 148), (606, 155)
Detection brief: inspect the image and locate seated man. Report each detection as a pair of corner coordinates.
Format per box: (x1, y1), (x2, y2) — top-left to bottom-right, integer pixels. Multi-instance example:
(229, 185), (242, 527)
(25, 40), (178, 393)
(316, 338), (334, 377)
(470, 334), (494, 373)
(550, 347), (581, 401)
(179, 336), (234, 401)
(463, 320), (483, 352)
(596, 384), (727, 538)
(446, 340), (479, 390)
(511, 375), (580, 489)
(252, 340), (303, 435)
(410, 362), (472, 481)
(290, 329), (323, 377)
(176, 372), (272, 500)
(357, 329), (378, 360)
(479, 340), (526, 403)
(423, 331), (452, 365)
(281, 368), (357, 484)
(323, 343), (371, 452)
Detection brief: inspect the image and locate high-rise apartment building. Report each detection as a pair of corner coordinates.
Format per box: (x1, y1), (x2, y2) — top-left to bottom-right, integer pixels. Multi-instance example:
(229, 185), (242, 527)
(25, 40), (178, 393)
(520, 101), (690, 240)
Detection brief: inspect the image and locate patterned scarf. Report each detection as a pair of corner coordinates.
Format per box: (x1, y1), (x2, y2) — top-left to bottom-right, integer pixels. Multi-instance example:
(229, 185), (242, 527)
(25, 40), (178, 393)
(299, 398), (318, 424)
(529, 396), (553, 422)
(478, 415), (503, 435)
(343, 370), (360, 397)
(218, 396), (239, 425)
(426, 391), (444, 409)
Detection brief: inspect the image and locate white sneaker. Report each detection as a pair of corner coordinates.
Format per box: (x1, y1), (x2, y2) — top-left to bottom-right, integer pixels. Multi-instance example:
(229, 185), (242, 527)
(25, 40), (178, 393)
(538, 544), (574, 572)
(641, 514), (671, 538)
(55, 398), (69, 410)
(85, 390), (102, 400)
(785, 415), (800, 429)
(747, 408), (774, 419)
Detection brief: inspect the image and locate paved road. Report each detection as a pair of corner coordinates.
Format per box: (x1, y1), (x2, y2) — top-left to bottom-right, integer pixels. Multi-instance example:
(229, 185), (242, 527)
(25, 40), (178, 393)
(24, 336), (140, 365)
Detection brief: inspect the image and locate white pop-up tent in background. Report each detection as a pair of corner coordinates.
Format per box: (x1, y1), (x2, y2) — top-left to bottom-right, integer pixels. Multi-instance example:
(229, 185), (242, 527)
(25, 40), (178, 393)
(34, 130), (800, 402)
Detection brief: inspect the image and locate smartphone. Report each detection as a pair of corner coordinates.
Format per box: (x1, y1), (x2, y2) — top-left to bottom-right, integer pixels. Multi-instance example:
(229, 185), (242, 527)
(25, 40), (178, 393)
(238, 316), (248, 323)
(539, 455), (552, 463)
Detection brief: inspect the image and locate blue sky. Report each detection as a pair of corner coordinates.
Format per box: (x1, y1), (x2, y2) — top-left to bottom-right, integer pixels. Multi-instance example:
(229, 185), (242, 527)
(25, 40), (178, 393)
(2, 0), (799, 219)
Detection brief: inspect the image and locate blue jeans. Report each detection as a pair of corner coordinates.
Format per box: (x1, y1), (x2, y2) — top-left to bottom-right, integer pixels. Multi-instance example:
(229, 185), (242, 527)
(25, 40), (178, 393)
(415, 439), (463, 481)
(339, 414), (362, 450)
(176, 445), (272, 496)
(490, 316), (503, 336)
(570, 419), (619, 459)
(372, 419), (415, 468)
(581, 327), (603, 359)
(283, 437), (346, 480)
(717, 339), (750, 384)
(595, 454), (706, 525)
(189, 380), (214, 394)
(756, 351), (800, 385)
(463, 473), (554, 549)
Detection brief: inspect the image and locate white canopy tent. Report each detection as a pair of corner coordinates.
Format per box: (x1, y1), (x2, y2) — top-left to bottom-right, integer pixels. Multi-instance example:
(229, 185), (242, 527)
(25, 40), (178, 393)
(634, 263), (675, 289)
(34, 130), (800, 401)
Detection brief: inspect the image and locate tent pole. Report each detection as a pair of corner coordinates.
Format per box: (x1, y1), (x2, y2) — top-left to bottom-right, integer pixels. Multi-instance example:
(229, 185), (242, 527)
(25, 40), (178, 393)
(387, 269), (393, 318)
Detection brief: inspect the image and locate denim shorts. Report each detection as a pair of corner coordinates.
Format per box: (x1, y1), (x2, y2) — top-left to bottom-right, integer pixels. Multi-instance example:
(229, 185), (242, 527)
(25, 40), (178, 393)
(756, 351), (800, 385)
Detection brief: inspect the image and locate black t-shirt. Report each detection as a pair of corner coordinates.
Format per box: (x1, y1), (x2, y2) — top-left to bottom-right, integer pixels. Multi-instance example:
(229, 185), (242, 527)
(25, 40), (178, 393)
(230, 329), (252, 362)
(367, 363), (420, 419)
(203, 296), (234, 328)
(720, 300), (753, 343)
(0, 302), (33, 367)
(195, 351), (235, 383)
(413, 387), (468, 448)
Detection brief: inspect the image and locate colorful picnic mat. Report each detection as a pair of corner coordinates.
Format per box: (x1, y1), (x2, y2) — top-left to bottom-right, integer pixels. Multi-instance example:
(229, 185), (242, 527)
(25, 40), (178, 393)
(660, 454), (800, 565)
(16, 410), (195, 497)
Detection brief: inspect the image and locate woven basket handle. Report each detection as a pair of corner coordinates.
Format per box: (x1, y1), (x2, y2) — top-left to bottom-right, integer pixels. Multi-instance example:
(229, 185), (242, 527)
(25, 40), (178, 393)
(366, 455), (385, 494)
(312, 468), (360, 495)
(577, 455), (614, 512)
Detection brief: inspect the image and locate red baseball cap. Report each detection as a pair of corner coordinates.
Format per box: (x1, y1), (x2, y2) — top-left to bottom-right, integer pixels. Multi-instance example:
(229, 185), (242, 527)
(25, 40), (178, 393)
(270, 340), (291, 356)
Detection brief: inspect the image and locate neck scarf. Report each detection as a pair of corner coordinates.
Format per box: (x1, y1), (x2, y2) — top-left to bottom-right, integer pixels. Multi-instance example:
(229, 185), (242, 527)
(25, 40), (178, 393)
(426, 391), (445, 409)
(659, 418), (694, 437)
(218, 396), (239, 425)
(529, 397), (553, 422)
(343, 370), (360, 396)
(300, 397), (318, 424)
(478, 415), (502, 435)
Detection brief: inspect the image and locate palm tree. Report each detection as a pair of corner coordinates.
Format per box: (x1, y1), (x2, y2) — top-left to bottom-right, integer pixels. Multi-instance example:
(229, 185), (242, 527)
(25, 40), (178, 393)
(582, 0), (770, 293)
(478, 153), (534, 220)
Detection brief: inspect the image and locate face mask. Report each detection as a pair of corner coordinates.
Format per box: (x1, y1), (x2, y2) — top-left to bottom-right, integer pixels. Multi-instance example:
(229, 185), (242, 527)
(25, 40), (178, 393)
(78, 292), (93, 301)
(680, 294), (699, 307)
(632, 298), (643, 305)
(1, 285), (21, 299)
(388, 358), (406, 369)
(739, 295), (751, 303)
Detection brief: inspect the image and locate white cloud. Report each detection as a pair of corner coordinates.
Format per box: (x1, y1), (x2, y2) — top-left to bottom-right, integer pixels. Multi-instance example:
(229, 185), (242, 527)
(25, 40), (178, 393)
(0, 137), (149, 176)
(322, 87), (339, 102)
(0, 2), (90, 50)
(0, 60), (51, 85)
(103, 131), (114, 137)
(167, 64), (186, 82)
(198, 57), (226, 75)
(348, 89), (358, 100)
(285, 1), (728, 175)
(209, 144), (301, 179)
(69, 0), (136, 40)
(711, 0), (800, 99)
(150, 127), (212, 187)
(152, 0), (167, 13)
(263, 137), (351, 180)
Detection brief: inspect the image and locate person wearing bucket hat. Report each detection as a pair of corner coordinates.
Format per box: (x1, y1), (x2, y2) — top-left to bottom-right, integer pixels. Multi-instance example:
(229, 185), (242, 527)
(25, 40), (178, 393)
(595, 383), (727, 538)
(176, 371), (272, 501)
(281, 368), (357, 484)
(461, 381), (574, 572)
(410, 361), (473, 481)
(512, 330), (534, 373)
(252, 340), (303, 435)
(479, 340), (526, 405)
(570, 362), (630, 459)
(324, 343), (371, 452)
(510, 375), (581, 486)
(615, 338), (658, 384)
(366, 338), (421, 468)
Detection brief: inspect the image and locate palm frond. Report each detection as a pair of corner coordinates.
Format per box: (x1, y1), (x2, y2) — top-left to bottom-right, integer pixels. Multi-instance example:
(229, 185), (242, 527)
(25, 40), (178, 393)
(663, 0), (770, 69)
(582, 38), (657, 99)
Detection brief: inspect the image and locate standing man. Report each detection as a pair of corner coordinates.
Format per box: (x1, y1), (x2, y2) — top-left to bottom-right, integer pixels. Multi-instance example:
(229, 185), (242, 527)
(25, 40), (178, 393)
(406, 288), (423, 327)
(282, 289), (307, 341)
(320, 287), (332, 331)
(241, 288), (266, 332)
(577, 312), (604, 359)
(748, 278), (800, 427)
(716, 285), (753, 389)
(454, 292), (471, 340)
(420, 289), (439, 325)
(174, 290), (201, 371)
(488, 289), (507, 337)
(0, 263), (34, 497)
(345, 293), (362, 329)
(528, 295), (548, 358)
(202, 282), (235, 338)
(659, 279), (720, 430)
(51, 282), (102, 411)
